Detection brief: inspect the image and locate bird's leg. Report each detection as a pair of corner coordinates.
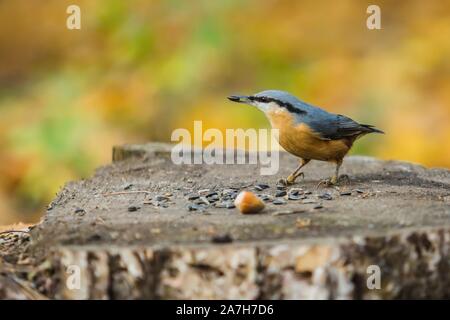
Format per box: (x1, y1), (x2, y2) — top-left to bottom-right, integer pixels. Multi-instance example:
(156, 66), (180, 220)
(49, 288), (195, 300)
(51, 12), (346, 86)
(334, 159), (350, 184)
(291, 159), (311, 182)
(317, 159), (347, 187)
(279, 159), (310, 185)
(330, 160), (342, 184)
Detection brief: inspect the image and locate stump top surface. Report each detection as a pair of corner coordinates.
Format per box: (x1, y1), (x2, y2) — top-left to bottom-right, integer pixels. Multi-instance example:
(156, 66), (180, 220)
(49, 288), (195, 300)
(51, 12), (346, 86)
(33, 143), (450, 248)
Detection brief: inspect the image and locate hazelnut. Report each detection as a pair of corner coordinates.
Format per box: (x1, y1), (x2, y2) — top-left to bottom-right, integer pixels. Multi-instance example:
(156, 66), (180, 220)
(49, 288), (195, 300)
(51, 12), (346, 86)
(234, 191), (265, 214)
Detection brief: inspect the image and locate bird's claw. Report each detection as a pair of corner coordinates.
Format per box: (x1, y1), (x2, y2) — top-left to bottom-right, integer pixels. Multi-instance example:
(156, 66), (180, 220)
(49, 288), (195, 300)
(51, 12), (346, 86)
(278, 178), (293, 186)
(316, 175), (350, 188)
(278, 172), (304, 186)
(316, 178), (334, 188)
(296, 172), (305, 180)
(338, 174), (350, 184)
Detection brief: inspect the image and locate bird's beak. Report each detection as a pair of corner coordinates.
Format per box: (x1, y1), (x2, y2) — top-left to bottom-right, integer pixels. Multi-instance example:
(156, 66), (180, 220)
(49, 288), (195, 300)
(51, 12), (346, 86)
(227, 95), (251, 103)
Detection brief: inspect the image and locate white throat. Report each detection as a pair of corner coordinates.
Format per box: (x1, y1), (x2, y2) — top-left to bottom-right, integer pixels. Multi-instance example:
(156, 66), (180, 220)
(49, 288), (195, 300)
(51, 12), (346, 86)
(254, 101), (279, 113)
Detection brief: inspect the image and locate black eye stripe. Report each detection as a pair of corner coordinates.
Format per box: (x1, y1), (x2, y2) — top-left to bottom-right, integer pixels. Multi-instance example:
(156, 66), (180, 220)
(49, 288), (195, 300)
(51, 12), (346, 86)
(251, 96), (306, 115)
(252, 96), (271, 103)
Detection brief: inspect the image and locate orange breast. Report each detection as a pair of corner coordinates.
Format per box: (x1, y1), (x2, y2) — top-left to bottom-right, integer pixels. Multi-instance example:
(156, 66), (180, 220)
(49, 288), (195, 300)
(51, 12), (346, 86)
(267, 109), (351, 162)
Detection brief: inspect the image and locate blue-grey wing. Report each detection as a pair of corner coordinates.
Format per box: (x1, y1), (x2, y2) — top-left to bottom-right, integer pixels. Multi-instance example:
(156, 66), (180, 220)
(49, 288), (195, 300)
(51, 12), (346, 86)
(306, 114), (380, 140)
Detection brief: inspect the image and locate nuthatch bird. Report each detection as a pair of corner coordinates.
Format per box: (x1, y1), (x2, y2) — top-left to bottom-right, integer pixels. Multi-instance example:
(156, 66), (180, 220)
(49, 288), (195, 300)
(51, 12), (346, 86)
(228, 90), (384, 186)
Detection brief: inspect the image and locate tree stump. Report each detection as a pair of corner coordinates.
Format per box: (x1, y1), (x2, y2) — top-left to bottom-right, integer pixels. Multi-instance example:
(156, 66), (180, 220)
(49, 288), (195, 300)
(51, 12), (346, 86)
(7, 143), (450, 299)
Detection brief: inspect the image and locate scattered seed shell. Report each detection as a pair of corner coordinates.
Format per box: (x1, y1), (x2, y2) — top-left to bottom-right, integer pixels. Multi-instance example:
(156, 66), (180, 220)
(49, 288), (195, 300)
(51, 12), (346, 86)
(319, 193), (333, 200)
(275, 190), (287, 197)
(74, 208), (86, 215)
(226, 202), (236, 209)
(273, 199), (287, 205)
(272, 210), (305, 216)
(187, 194), (200, 200)
(288, 194), (302, 200)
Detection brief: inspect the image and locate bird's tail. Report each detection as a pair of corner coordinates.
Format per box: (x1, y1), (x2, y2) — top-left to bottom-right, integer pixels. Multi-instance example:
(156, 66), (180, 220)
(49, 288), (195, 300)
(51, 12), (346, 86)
(361, 124), (384, 134)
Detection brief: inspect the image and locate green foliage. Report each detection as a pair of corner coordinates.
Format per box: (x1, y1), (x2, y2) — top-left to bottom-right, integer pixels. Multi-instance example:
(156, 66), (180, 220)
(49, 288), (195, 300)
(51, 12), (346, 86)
(0, 0), (449, 223)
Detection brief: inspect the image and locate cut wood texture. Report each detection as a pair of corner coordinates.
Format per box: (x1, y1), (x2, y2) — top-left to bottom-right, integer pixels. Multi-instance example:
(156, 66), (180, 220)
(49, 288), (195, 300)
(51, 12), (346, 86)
(3, 143), (450, 299)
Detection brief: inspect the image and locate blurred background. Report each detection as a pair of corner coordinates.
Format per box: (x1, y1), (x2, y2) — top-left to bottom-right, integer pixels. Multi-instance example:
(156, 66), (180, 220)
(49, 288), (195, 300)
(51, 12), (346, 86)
(0, 0), (449, 224)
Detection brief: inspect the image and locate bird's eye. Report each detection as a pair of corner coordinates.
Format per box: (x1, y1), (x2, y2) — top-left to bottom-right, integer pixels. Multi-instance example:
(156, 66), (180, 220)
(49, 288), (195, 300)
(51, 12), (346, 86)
(259, 97), (268, 102)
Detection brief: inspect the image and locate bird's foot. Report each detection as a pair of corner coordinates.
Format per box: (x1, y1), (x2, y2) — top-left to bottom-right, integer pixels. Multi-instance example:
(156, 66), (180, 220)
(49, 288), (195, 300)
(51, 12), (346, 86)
(316, 174), (350, 188)
(338, 174), (350, 184)
(278, 178), (294, 186)
(316, 178), (335, 188)
(278, 172), (304, 186)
